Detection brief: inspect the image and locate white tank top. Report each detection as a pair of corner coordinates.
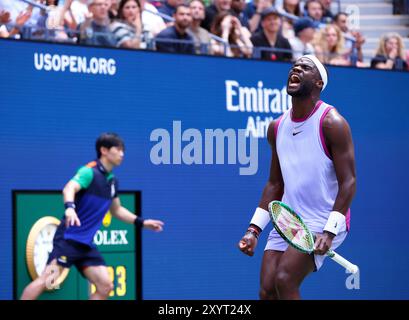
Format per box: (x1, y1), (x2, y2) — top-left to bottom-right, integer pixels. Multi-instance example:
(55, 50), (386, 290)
(275, 100), (350, 233)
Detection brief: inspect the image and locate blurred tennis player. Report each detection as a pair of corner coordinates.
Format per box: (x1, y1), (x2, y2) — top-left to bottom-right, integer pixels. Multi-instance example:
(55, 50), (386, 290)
(21, 133), (164, 300)
(238, 55), (356, 299)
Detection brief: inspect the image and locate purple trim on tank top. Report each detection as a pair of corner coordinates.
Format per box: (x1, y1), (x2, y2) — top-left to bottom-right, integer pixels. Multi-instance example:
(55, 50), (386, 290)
(274, 115), (283, 140)
(319, 106), (334, 160)
(291, 100), (323, 122)
(346, 208), (351, 231)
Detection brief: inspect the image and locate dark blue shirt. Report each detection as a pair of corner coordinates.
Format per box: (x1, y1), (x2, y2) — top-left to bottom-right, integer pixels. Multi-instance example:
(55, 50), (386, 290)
(58, 160), (118, 246)
(155, 26), (195, 54)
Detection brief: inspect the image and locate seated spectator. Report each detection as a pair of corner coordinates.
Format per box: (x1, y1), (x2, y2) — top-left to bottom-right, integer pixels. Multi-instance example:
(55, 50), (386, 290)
(289, 17), (315, 60)
(279, 0), (303, 39)
(202, 0), (232, 31)
(371, 33), (408, 71)
(10, 0), (73, 41)
(313, 24), (350, 66)
(318, 0), (333, 22)
(110, 0), (143, 49)
(0, 5), (33, 39)
(334, 12), (365, 64)
(304, 0), (326, 29)
(66, 0), (90, 27)
(280, 0), (301, 16)
(189, 0), (213, 54)
(250, 6), (292, 61)
(109, 0), (120, 19)
(231, 0), (249, 29)
(155, 4), (195, 54)
(140, 0), (166, 38)
(78, 0), (117, 47)
(245, 0), (273, 33)
(210, 12), (253, 58)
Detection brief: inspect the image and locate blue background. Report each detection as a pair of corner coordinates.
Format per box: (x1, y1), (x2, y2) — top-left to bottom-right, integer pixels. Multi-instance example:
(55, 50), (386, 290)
(1, 39), (408, 299)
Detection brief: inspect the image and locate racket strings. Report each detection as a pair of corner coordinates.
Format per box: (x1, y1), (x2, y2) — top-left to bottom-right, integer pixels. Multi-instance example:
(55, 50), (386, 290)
(274, 207), (311, 250)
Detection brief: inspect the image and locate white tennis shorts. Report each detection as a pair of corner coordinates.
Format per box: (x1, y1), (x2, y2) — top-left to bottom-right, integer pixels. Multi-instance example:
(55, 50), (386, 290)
(264, 229), (348, 271)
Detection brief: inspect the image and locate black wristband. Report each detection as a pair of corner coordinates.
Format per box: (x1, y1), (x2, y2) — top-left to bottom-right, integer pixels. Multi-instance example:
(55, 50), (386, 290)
(64, 202), (76, 210)
(134, 216), (145, 228)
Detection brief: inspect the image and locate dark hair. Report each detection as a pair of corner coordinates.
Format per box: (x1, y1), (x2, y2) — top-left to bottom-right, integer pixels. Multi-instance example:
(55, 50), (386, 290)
(175, 3), (191, 14)
(96, 133), (125, 158)
(304, 0), (324, 12)
(334, 12), (348, 23)
(284, 0), (301, 17)
(118, 0), (141, 20)
(211, 12), (238, 43)
(46, 0), (59, 6)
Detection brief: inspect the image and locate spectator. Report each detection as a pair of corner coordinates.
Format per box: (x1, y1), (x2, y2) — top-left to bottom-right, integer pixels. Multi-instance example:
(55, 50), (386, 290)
(289, 17), (315, 60)
(371, 33), (408, 71)
(109, 0), (120, 19)
(110, 0), (143, 48)
(334, 12), (365, 64)
(231, 0), (249, 29)
(201, 0), (232, 31)
(189, 0), (213, 54)
(318, 0), (333, 22)
(0, 0), (37, 25)
(155, 4), (195, 54)
(210, 12), (253, 58)
(0, 5), (33, 39)
(250, 6), (292, 61)
(139, 0), (166, 38)
(245, 0), (273, 33)
(31, 0), (73, 41)
(280, 0), (301, 16)
(0, 9), (9, 37)
(78, 0), (117, 47)
(67, 0), (90, 26)
(313, 24), (350, 66)
(158, 0), (185, 18)
(304, 0), (326, 29)
(279, 0), (302, 39)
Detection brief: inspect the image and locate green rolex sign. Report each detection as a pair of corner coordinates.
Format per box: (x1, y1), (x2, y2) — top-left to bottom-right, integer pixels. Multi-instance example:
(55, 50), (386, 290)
(13, 191), (142, 300)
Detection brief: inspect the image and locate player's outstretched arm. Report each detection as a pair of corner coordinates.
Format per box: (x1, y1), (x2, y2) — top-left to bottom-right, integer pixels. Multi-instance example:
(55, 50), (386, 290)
(238, 121), (284, 256)
(110, 198), (164, 232)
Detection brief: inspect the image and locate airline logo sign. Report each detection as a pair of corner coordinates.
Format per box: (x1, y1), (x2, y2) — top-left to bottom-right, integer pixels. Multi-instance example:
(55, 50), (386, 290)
(225, 80), (290, 138)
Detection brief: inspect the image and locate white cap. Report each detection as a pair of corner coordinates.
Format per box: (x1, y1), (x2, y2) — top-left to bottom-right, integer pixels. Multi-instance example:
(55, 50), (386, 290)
(301, 54), (328, 91)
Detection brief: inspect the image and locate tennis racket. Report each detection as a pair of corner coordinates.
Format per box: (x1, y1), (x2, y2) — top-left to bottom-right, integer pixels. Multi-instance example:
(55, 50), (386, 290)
(268, 200), (359, 274)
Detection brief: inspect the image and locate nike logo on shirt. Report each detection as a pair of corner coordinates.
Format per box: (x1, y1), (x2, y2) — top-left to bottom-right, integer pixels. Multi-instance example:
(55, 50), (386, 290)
(292, 131), (302, 136)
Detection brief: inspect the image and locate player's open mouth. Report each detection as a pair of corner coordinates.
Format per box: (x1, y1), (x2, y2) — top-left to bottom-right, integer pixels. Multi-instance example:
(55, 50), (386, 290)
(289, 74), (301, 86)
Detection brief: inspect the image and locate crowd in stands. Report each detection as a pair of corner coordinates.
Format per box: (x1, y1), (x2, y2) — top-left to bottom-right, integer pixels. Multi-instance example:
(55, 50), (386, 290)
(0, 0), (408, 71)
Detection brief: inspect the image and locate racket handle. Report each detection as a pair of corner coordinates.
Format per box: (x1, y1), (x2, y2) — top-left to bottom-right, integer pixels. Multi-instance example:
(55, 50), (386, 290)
(327, 250), (359, 274)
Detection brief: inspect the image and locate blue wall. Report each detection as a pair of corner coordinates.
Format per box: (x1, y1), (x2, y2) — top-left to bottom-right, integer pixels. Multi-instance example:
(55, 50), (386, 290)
(1, 39), (408, 299)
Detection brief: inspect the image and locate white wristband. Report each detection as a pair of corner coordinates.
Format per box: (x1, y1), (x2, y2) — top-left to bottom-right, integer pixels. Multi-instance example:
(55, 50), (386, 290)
(250, 207), (271, 231)
(323, 211), (346, 236)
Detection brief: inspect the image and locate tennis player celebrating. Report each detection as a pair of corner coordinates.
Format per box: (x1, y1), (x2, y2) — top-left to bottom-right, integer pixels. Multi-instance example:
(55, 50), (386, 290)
(238, 55), (357, 300)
